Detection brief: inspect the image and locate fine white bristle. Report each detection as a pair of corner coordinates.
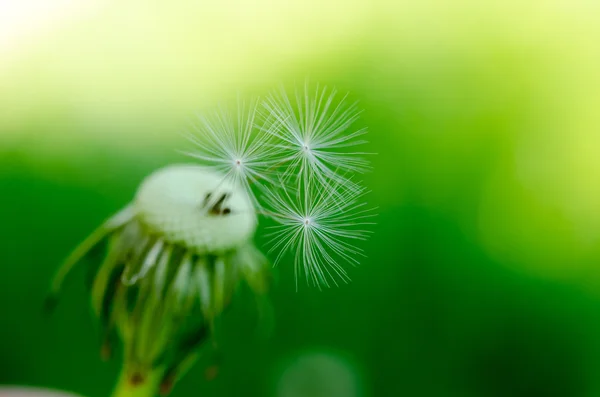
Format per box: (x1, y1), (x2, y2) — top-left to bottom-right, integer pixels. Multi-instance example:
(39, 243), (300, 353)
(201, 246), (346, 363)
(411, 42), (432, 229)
(184, 82), (376, 288)
(182, 97), (281, 209)
(262, 81), (371, 193)
(263, 179), (376, 289)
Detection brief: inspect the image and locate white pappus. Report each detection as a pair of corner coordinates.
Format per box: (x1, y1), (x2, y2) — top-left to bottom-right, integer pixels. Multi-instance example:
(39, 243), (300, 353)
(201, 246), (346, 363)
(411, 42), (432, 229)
(185, 82), (376, 289)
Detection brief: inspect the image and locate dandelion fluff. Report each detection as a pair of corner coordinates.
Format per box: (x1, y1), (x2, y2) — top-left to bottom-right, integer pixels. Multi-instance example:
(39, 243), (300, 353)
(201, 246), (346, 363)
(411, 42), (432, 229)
(180, 83), (376, 289)
(262, 81), (371, 193)
(183, 97), (281, 209)
(263, 179), (376, 289)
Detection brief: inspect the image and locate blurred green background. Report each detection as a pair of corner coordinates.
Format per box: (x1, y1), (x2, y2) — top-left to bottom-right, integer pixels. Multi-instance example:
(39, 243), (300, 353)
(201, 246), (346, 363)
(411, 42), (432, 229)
(2, 1), (600, 396)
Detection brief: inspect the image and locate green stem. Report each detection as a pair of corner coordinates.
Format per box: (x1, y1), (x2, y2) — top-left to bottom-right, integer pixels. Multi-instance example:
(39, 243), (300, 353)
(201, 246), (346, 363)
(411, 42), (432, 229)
(111, 365), (164, 397)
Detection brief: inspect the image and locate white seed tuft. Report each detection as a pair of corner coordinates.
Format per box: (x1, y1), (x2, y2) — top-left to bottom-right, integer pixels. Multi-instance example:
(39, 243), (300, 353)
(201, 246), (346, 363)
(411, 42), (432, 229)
(182, 97), (281, 209)
(263, 180), (376, 289)
(184, 82), (376, 288)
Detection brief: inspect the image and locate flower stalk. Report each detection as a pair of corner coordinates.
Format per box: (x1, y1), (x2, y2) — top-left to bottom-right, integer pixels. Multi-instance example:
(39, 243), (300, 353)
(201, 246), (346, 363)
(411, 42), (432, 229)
(111, 365), (163, 397)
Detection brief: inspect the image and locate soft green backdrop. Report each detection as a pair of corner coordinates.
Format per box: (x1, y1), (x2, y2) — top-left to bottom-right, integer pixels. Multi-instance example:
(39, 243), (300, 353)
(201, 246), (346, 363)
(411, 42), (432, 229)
(2, 1), (600, 396)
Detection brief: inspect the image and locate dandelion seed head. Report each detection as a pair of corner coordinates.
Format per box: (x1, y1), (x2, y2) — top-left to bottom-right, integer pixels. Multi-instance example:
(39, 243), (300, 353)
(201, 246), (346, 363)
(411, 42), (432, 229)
(49, 161), (273, 391)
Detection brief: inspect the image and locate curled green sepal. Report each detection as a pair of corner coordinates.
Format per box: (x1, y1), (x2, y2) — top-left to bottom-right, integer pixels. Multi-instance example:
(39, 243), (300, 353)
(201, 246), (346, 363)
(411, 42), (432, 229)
(44, 205), (134, 313)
